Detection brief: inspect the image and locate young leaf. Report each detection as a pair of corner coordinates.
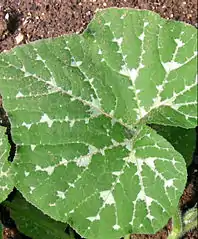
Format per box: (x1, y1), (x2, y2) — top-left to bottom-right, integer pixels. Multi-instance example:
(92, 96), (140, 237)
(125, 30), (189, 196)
(3, 192), (74, 239)
(0, 8), (197, 239)
(183, 204), (198, 233)
(0, 127), (14, 202)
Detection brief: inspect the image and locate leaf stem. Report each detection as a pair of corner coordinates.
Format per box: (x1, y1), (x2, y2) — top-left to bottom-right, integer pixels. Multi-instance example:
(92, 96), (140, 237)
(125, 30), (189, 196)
(168, 205), (198, 239)
(167, 209), (182, 239)
(124, 234), (131, 239)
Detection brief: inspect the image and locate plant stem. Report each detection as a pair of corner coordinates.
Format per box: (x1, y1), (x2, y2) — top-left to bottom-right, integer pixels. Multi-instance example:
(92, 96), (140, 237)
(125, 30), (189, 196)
(167, 209), (182, 239)
(124, 234), (131, 239)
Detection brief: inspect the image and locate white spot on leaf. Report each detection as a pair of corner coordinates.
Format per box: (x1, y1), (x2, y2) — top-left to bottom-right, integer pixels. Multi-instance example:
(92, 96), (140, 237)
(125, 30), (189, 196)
(165, 179), (174, 188)
(35, 165), (55, 175)
(71, 59), (82, 67)
(76, 155), (91, 167)
(22, 122), (32, 130)
(87, 214), (100, 222)
(89, 97), (102, 117)
(112, 171), (123, 176)
(144, 157), (156, 170)
(59, 158), (68, 166)
(174, 39), (184, 47)
(139, 32), (145, 41)
(30, 145), (36, 151)
(104, 22), (111, 26)
(57, 191), (66, 199)
(162, 61), (182, 72)
(40, 113), (53, 127)
(29, 186), (35, 194)
(98, 49), (102, 55)
(100, 190), (115, 205)
(16, 91), (24, 98)
(112, 37), (123, 46)
(113, 224), (121, 230)
(24, 171), (30, 177)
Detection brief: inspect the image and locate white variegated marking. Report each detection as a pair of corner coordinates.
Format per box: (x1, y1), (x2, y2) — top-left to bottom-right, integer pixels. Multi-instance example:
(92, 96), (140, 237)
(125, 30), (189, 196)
(40, 113), (53, 127)
(36, 54), (45, 62)
(71, 59), (82, 67)
(100, 190), (115, 205)
(35, 165), (55, 175)
(29, 186), (35, 194)
(104, 22), (111, 26)
(98, 49), (102, 54)
(144, 157), (156, 170)
(69, 209), (74, 214)
(22, 122), (32, 130)
(76, 155), (91, 167)
(87, 214), (100, 222)
(174, 39), (184, 47)
(165, 179), (174, 188)
(69, 120), (75, 128)
(59, 158), (68, 166)
(112, 171), (123, 176)
(88, 145), (98, 154)
(24, 171), (30, 177)
(113, 224), (121, 230)
(30, 145), (36, 151)
(162, 61), (182, 72)
(68, 183), (75, 188)
(57, 191), (66, 199)
(138, 32), (145, 41)
(147, 214), (155, 220)
(89, 97), (102, 117)
(0, 185), (9, 191)
(16, 91), (24, 98)
(112, 37), (123, 46)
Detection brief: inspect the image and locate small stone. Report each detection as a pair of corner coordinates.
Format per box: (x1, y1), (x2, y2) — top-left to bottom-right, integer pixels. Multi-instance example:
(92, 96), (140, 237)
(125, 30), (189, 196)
(15, 32), (24, 44)
(5, 13), (9, 20)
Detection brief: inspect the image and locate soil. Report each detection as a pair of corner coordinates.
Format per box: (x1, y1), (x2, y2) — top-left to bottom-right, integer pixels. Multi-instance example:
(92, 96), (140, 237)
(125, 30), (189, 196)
(0, 1), (197, 239)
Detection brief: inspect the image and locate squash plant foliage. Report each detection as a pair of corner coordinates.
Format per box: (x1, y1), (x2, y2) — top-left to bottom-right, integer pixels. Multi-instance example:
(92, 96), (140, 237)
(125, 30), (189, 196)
(0, 8), (197, 239)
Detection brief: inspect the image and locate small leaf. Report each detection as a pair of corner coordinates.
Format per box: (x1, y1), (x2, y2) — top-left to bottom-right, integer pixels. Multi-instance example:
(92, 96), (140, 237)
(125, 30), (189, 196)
(0, 127), (14, 202)
(3, 191), (74, 239)
(0, 8), (197, 239)
(183, 204), (198, 233)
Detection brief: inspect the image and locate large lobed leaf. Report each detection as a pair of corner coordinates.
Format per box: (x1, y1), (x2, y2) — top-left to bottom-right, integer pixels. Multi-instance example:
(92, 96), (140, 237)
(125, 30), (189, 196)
(0, 8), (197, 239)
(0, 127), (13, 203)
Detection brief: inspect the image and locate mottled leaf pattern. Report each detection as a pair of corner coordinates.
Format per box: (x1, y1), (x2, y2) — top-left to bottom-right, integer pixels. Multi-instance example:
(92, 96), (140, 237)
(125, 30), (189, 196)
(0, 8), (197, 239)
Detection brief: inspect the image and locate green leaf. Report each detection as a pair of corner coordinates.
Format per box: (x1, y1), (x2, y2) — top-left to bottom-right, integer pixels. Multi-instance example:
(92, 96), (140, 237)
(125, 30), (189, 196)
(0, 222), (2, 239)
(0, 127), (14, 202)
(3, 192), (74, 239)
(0, 8), (197, 239)
(150, 125), (196, 166)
